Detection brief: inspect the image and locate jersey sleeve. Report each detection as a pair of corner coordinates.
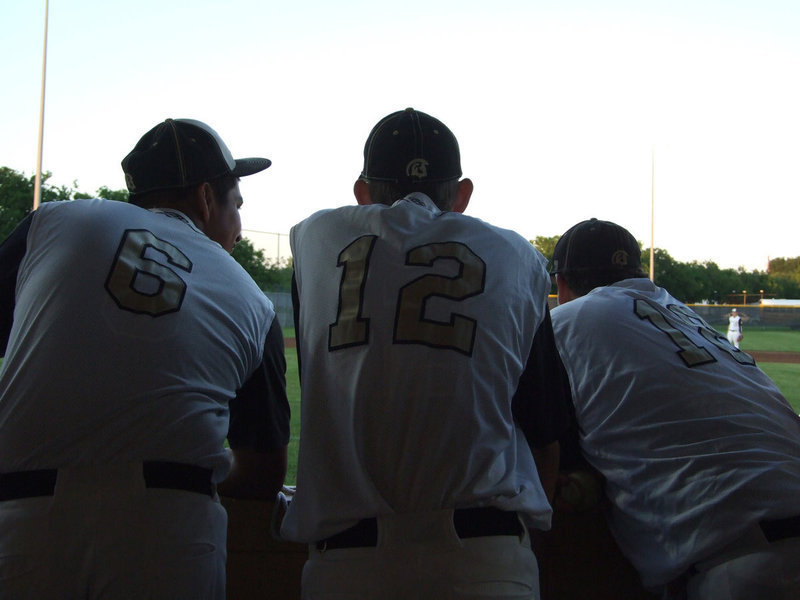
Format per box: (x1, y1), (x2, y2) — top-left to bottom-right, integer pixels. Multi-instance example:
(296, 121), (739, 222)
(227, 315), (291, 452)
(511, 305), (574, 450)
(0, 213), (33, 356)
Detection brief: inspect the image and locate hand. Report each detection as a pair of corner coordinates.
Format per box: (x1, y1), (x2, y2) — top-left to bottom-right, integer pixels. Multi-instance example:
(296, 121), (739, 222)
(554, 470), (604, 513)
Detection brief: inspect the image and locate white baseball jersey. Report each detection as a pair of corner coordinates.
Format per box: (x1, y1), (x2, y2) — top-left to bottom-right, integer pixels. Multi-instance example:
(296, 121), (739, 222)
(0, 199), (285, 482)
(281, 193), (571, 543)
(551, 278), (800, 587)
(727, 313), (743, 348)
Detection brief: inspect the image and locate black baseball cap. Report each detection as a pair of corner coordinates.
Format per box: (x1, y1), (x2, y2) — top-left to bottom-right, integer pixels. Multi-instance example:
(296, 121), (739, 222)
(360, 108), (462, 185)
(550, 218), (643, 276)
(122, 118), (271, 195)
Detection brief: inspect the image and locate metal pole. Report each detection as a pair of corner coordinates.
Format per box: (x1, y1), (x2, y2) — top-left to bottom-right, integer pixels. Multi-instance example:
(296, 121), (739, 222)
(33, 0), (50, 210)
(649, 145), (655, 281)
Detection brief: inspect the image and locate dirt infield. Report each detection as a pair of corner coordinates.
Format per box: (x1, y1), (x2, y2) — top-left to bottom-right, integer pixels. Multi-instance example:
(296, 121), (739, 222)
(749, 351), (800, 364)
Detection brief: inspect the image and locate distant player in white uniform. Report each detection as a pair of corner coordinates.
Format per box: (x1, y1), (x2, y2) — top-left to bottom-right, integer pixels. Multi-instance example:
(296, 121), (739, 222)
(727, 308), (743, 348)
(0, 119), (290, 599)
(549, 218), (800, 600)
(281, 108), (573, 599)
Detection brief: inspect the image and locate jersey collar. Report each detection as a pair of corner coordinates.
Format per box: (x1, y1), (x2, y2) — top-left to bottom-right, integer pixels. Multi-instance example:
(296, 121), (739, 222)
(394, 192), (441, 214)
(148, 208), (204, 234)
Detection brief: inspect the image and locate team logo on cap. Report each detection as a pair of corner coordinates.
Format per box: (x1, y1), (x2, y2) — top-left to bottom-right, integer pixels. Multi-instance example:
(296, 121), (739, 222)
(406, 159), (429, 179)
(611, 250), (629, 266)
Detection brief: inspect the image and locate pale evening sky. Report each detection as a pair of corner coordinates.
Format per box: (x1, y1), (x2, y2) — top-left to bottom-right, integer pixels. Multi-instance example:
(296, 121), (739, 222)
(2, 0), (798, 271)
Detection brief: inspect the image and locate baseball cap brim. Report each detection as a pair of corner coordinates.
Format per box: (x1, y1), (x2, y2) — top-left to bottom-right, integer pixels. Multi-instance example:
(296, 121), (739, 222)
(233, 157), (272, 177)
(123, 119), (272, 195)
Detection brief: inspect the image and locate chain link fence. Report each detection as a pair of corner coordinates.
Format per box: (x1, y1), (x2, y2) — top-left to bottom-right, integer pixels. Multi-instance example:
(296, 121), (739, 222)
(274, 292), (800, 333)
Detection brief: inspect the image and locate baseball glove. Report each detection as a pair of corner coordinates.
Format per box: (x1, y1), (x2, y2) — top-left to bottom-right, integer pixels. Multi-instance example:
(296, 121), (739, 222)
(738, 334), (743, 342)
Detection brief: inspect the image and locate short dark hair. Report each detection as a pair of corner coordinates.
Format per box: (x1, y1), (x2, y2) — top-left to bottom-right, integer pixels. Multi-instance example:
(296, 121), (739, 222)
(363, 178), (460, 211)
(207, 175), (239, 202)
(559, 268), (648, 297)
(129, 174), (238, 208)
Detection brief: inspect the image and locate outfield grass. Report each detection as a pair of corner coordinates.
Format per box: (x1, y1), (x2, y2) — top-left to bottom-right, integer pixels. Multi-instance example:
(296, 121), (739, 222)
(720, 328), (800, 412)
(759, 363), (800, 413)
(285, 351), (300, 484)
(714, 327), (800, 352)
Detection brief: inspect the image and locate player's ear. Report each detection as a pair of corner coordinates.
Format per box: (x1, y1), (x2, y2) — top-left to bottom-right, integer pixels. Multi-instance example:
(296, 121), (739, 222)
(555, 273), (579, 305)
(196, 182), (214, 224)
(354, 178), (372, 205)
(181, 183), (213, 229)
(451, 178), (473, 214)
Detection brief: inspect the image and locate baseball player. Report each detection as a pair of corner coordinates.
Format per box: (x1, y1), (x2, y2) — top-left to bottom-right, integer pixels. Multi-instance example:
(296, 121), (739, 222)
(549, 218), (800, 600)
(727, 308), (743, 348)
(0, 119), (290, 599)
(280, 108), (573, 599)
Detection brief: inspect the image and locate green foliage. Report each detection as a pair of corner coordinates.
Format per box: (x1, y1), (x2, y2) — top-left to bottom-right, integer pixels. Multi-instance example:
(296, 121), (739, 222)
(532, 235), (559, 262)
(261, 258), (293, 291)
(539, 228), (799, 302)
(769, 257), (800, 284)
(646, 248), (710, 302)
(232, 238), (271, 287)
(0, 167), (73, 240)
(531, 235), (560, 294)
(642, 247), (799, 303)
(74, 186), (130, 202)
(0, 167), (34, 240)
(0, 167), (128, 240)
(1, 166), (290, 293)
(232, 238), (293, 291)
(766, 276), (800, 299)
(3, 164), (798, 301)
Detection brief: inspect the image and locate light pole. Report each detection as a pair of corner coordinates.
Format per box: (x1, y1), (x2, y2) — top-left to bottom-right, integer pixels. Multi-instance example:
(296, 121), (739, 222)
(649, 145), (655, 282)
(33, 0), (50, 210)
(742, 290), (747, 305)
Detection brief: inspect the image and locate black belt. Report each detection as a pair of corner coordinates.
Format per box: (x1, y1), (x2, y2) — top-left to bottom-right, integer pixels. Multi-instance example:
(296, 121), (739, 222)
(316, 506), (522, 551)
(0, 461), (215, 501)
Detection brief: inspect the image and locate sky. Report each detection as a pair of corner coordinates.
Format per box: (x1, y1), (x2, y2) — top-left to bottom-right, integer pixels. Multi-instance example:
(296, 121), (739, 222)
(2, 0), (799, 271)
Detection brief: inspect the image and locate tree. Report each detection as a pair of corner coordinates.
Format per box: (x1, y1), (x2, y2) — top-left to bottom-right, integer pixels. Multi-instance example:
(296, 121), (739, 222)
(0, 166), (285, 291)
(0, 167), (76, 240)
(74, 186), (129, 202)
(1, 167), (129, 241)
(769, 257), (800, 284)
(232, 238), (271, 288)
(260, 257), (293, 291)
(531, 235), (560, 295)
(232, 238), (293, 291)
(3, 164), (796, 299)
(0, 167), (33, 240)
(532, 235), (560, 263)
